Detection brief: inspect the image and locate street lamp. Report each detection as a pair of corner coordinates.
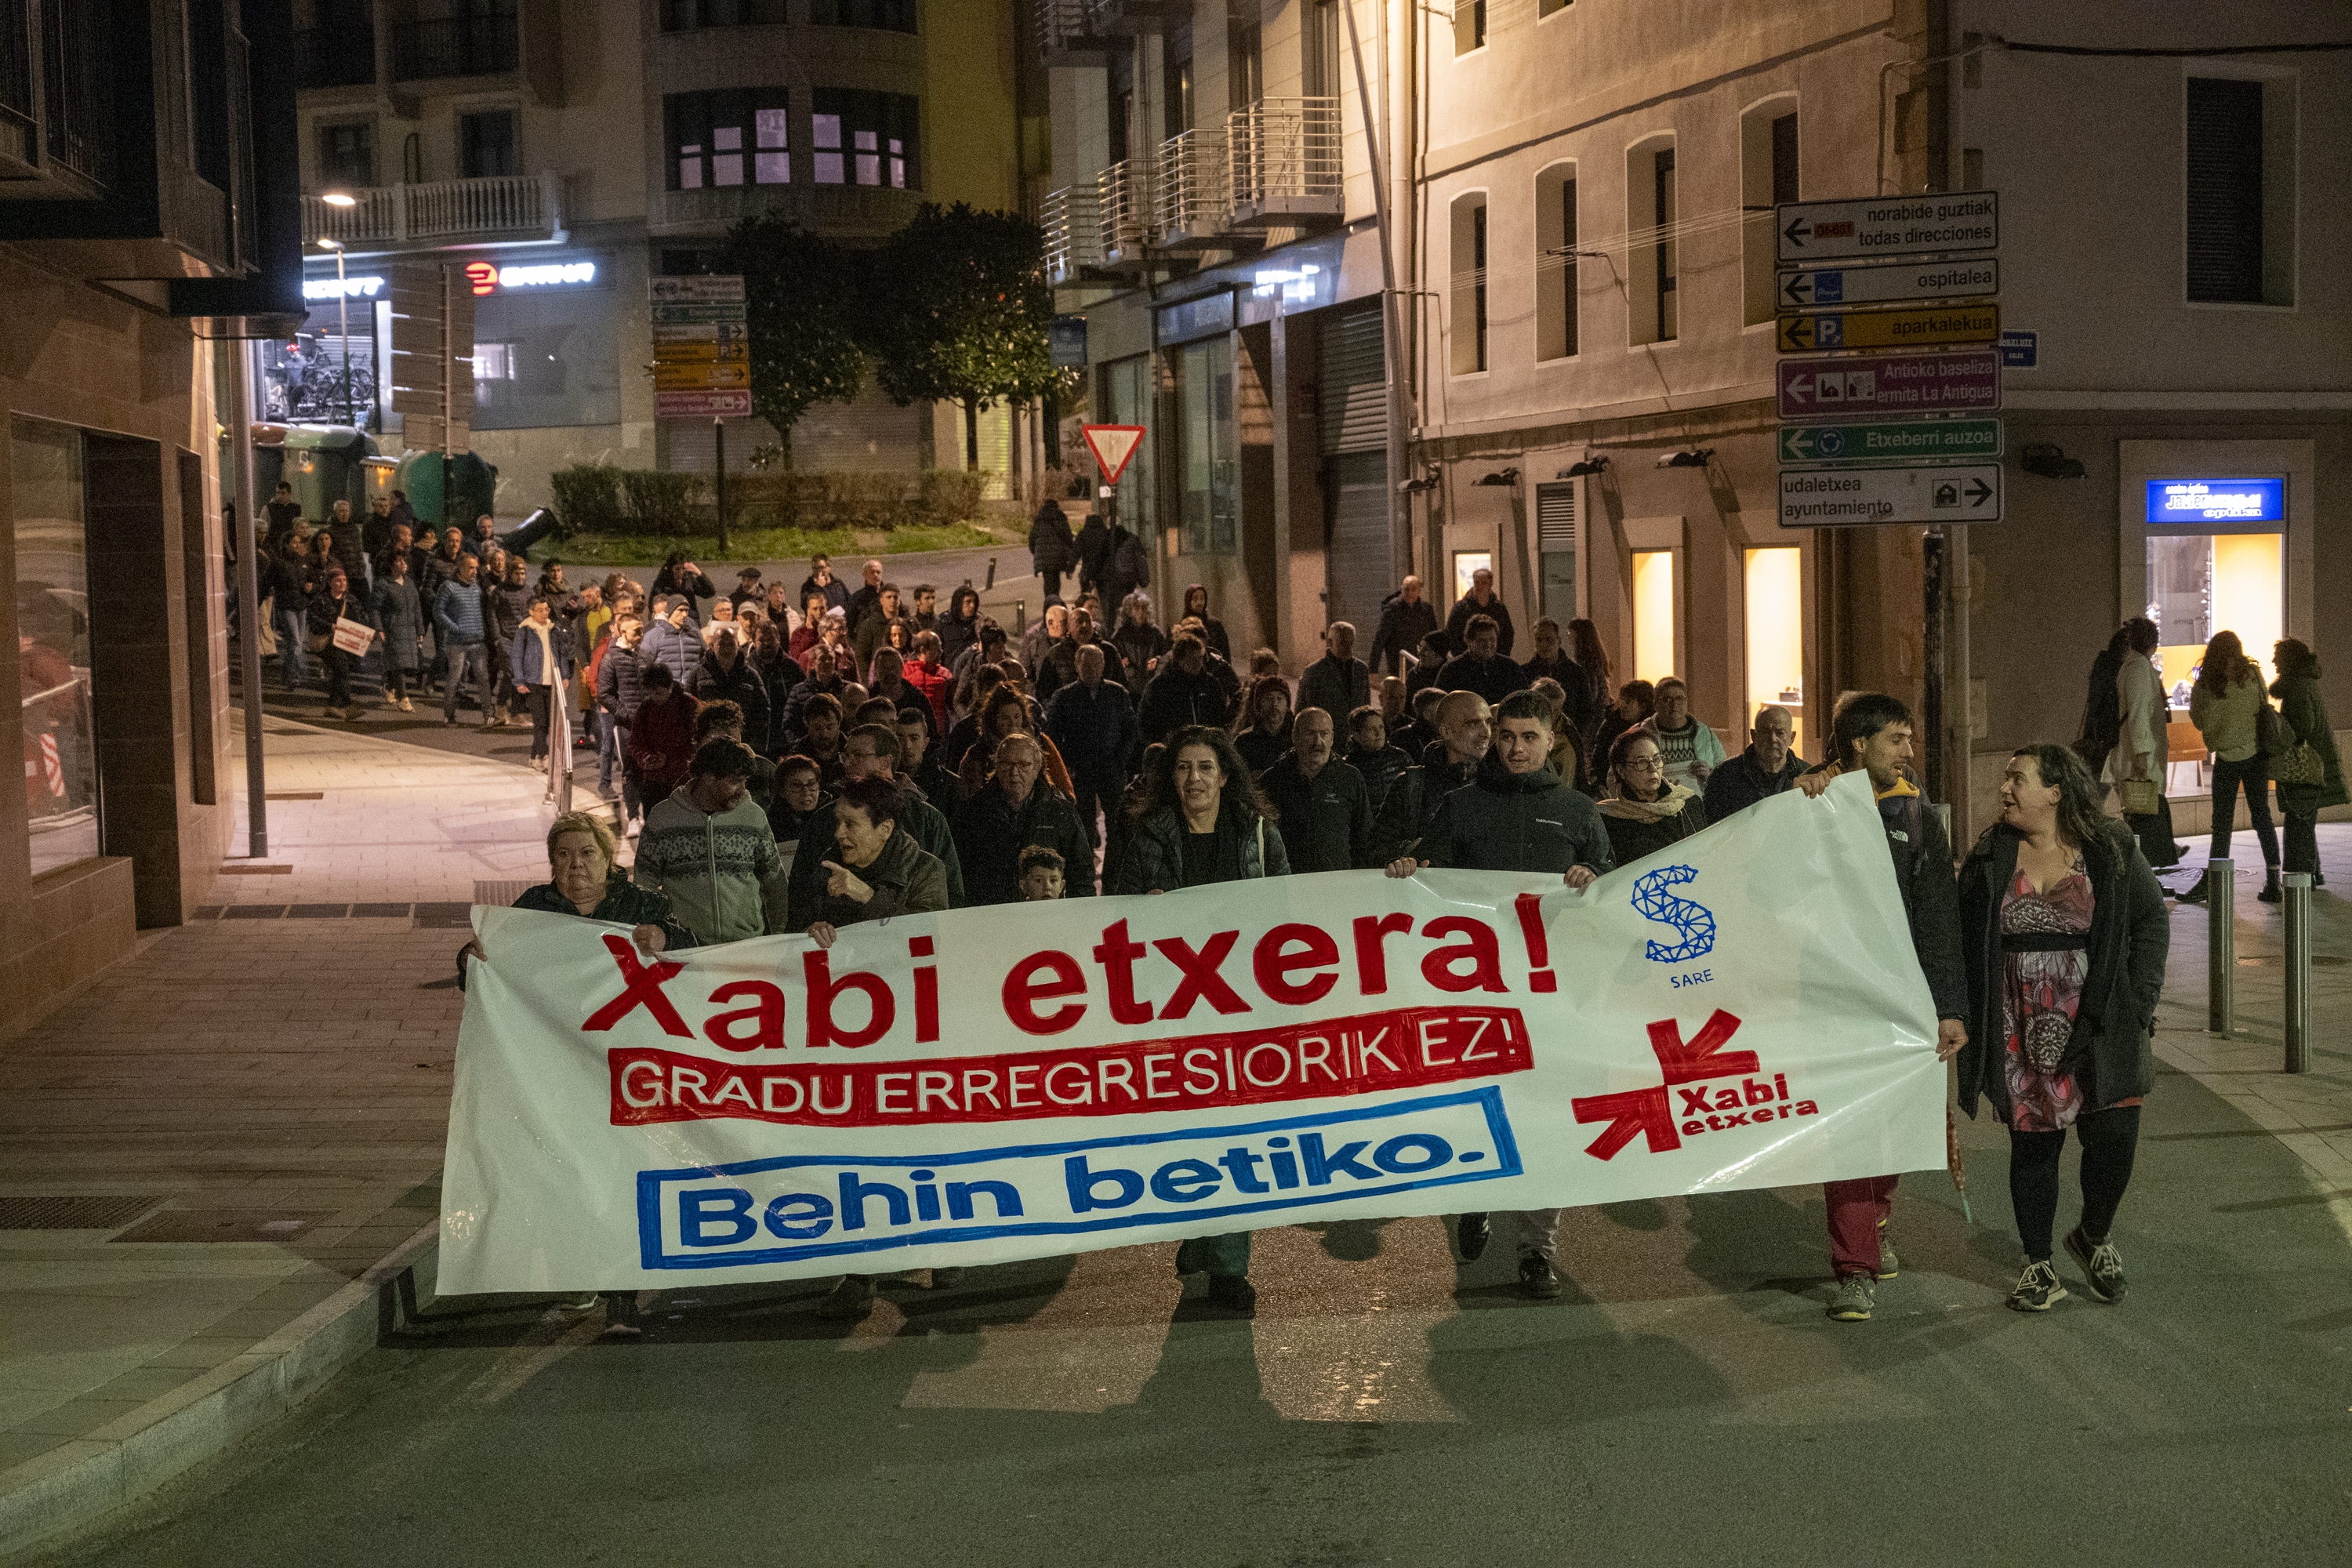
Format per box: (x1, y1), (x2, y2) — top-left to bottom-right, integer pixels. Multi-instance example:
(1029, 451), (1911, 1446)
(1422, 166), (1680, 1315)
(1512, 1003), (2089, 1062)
(316, 237), (354, 428)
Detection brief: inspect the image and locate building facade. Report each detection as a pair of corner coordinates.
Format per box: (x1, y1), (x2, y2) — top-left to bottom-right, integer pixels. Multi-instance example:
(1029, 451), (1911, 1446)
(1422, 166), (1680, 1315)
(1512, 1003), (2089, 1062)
(4, 0), (303, 1007)
(1040, 0), (2350, 839)
(292, 0), (1025, 512)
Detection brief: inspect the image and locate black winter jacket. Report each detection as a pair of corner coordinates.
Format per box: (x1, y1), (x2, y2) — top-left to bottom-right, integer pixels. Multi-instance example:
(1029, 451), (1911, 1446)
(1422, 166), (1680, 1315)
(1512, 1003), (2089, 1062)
(1417, 756), (1614, 876)
(1139, 664), (1232, 743)
(1702, 747), (1810, 822)
(1955, 818), (2167, 1118)
(1368, 755), (1478, 865)
(1257, 755), (1372, 874)
(953, 779), (1096, 904)
(1111, 800), (1289, 895)
(688, 653), (771, 752)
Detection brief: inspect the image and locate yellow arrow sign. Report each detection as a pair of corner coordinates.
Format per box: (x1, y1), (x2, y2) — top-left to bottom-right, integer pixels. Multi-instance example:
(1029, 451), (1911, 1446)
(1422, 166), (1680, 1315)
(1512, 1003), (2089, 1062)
(1777, 302), (1999, 354)
(655, 363), (753, 390)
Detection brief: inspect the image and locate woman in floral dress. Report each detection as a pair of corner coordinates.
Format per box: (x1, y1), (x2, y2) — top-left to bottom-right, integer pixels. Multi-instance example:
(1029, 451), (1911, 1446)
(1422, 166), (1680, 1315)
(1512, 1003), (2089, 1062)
(1956, 743), (2171, 1312)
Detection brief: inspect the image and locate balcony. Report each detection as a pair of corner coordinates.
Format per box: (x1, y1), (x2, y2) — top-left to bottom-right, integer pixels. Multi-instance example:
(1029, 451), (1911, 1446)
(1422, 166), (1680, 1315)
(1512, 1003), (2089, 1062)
(390, 13), (518, 82)
(1226, 96), (1342, 228)
(1152, 127), (1229, 252)
(1095, 158), (1152, 270)
(302, 170), (564, 246)
(1041, 183), (1102, 285)
(296, 27), (377, 89)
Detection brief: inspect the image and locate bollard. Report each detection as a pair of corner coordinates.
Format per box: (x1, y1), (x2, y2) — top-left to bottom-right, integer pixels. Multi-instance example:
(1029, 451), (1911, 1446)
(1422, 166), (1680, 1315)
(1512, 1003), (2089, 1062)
(2284, 872), (2312, 1073)
(1014, 598), (1026, 636)
(2207, 857), (2235, 1034)
(986, 555), (998, 590)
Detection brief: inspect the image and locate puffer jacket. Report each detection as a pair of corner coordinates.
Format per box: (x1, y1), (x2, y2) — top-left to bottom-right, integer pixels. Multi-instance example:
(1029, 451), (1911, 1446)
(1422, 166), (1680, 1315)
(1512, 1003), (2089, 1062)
(688, 652), (771, 752)
(1416, 754), (1613, 876)
(1111, 800), (1289, 895)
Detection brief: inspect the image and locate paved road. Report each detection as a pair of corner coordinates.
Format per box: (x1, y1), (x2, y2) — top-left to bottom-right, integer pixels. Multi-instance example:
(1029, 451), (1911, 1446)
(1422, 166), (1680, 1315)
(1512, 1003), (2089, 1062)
(34, 1050), (2352, 1566)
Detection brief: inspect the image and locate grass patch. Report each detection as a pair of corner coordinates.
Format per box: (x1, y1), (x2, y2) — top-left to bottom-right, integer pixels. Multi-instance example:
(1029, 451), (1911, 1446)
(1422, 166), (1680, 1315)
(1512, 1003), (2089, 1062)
(547, 520), (1014, 568)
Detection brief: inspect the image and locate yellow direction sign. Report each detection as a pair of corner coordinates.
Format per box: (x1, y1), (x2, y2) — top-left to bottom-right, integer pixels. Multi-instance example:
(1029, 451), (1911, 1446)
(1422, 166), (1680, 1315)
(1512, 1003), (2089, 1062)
(1777, 303), (1998, 354)
(655, 361), (752, 390)
(652, 339), (750, 364)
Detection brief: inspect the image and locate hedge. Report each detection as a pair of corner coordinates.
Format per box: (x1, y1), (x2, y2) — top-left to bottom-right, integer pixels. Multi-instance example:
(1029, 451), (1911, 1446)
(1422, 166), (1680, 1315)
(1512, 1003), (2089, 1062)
(550, 465), (1001, 536)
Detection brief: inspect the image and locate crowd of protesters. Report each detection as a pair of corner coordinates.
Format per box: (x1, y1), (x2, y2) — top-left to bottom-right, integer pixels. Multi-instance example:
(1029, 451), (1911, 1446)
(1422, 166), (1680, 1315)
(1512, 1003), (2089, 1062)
(427, 516), (2221, 1339)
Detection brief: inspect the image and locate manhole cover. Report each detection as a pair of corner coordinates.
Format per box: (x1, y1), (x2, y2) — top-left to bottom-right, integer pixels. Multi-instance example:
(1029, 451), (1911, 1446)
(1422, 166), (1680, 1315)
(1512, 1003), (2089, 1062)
(109, 1210), (333, 1243)
(0, 1195), (162, 1230)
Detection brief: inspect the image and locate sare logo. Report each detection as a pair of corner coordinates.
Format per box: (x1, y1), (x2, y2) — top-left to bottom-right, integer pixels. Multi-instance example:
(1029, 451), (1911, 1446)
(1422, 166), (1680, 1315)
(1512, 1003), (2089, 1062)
(1634, 865), (1715, 964)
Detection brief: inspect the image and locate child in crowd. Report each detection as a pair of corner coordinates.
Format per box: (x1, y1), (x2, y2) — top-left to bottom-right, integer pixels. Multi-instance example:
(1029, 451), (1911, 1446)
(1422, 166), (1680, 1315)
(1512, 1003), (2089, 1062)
(1018, 845), (1067, 902)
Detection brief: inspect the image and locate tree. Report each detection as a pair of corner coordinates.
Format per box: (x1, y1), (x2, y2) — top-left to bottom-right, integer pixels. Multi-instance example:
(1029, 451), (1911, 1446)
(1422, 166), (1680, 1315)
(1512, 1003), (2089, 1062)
(862, 202), (1069, 472)
(721, 214), (866, 470)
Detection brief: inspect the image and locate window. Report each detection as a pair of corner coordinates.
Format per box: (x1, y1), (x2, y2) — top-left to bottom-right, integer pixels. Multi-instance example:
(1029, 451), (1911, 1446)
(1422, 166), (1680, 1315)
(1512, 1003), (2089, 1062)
(1454, 0), (1484, 54)
(1535, 481), (1577, 624)
(1535, 162), (1577, 359)
(317, 119), (374, 188)
(1163, 32), (1192, 139)
(459, 110), (516, 179)
(1742, 100), (1797, 324)
(1743, 546), (1805, 755)
(10, 418), (100, 877)
(2186, 74), (2296, 306)
(811, 89), (917, 187)
(666, 89), (791, 190)
(1632, 549), (1675, 684)
(1539, 0), (1573, 13)
(659, 0), (787, 29)
(1450, 191), (1488, 374)
(1627, 136), (1676, 345)
(805, 0), (914, 30)
(1302, 1), (1339, 99)
(1229, 20), (1261, 112)
(1109, 52), (1134, 165)
(1177, 336), (1235, 554)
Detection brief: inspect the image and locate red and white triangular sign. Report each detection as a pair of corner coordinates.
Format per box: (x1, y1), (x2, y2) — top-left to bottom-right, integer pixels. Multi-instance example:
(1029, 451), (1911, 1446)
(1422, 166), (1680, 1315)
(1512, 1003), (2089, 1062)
(1081, 424), (1146, 485)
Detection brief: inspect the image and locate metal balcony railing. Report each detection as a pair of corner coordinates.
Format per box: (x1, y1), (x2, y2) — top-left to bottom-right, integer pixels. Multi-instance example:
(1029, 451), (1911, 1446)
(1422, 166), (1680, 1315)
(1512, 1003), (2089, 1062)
(2, 0), (34, 132)
(389, 13), (518, 82)
(1226, 96), (1342, 227)
(1096, 158), (1153, 267)
(1034, 0), (1098, 60)
(302, 171), (562, 245)
(1153, 126), (1228, 249)
(1041, 183), (1103, 285)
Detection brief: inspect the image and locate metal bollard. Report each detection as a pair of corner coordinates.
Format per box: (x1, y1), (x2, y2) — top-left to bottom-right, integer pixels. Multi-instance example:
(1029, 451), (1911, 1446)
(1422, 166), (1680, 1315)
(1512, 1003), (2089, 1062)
(2284, 872), (2313, 1073)
(986, 555), (998, 590)
(2207, 857), (2235, 1034)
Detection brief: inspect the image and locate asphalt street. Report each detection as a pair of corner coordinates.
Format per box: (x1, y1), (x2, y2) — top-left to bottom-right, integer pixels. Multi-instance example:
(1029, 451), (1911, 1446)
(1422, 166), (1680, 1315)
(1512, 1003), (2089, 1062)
(36, 1055), (2352, 1567)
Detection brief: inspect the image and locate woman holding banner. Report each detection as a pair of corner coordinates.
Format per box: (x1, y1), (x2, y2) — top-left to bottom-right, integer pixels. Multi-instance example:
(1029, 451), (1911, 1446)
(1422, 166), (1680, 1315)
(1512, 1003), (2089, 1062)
(1111, 726), (1290, 1316)
(1956, 744), (2168, 1313)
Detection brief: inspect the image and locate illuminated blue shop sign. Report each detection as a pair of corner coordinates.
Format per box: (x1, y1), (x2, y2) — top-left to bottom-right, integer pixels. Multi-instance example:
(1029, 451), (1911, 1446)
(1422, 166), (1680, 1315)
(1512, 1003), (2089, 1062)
(2145, 477), (2284, 526)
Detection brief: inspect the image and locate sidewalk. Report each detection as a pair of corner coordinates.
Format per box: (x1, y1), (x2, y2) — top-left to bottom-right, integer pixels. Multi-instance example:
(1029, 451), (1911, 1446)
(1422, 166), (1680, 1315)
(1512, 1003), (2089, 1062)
(0, 714), (574, 1553)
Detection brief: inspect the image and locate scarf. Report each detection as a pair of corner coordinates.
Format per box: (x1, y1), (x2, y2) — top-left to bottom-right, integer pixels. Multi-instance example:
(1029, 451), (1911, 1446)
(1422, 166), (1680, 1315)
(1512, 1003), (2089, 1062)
(1599, 782), (1697, 822)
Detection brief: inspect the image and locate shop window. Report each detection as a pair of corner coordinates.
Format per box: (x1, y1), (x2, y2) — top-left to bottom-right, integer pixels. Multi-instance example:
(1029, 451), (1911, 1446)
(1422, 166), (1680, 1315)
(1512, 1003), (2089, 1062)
(317, 119), (374, 188)
(1534, 163), (1577, 360)
(2149, 530), (2284, 704)
(10, 418), (99, 877)
(1743, 546), (1805, 755)
(1632, 549), (1675, 684)
(1177, 335), (1235, 554)
(811, 90), (918, 188)
(1450, 191), (1488, 375)
(468, 284), (620, 430)
(2185, 74), (2296, 306)
(1102, 354), (1156, 535)
(667, 89), (793, 190)
(459, 110), (516, 179)
(1628, 136), (1677, 345)
(1741, 100), (1797, 325)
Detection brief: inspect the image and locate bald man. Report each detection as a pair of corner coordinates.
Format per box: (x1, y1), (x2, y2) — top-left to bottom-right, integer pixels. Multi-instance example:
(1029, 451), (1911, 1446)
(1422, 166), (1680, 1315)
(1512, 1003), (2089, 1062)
(1701, 704), (1809, 822)
(1367, 689), (1492, 866)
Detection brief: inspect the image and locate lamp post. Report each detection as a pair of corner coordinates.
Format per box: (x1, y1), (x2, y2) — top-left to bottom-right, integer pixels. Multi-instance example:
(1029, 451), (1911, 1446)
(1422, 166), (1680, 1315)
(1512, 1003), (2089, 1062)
(318, 190), (358, 428)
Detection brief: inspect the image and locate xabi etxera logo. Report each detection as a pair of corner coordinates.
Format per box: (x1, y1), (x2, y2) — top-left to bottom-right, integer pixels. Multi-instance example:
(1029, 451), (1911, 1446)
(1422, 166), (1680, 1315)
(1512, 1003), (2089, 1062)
(1633, 866), (1715, 963)
(1569, 1010), (1820, 1160)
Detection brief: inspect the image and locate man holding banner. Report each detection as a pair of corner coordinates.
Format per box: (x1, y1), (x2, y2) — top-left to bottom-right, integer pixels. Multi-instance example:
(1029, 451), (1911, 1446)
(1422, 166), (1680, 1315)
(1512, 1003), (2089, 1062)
(1388, 690), (1613, 1297)
(1799, 695), (1969, 1323)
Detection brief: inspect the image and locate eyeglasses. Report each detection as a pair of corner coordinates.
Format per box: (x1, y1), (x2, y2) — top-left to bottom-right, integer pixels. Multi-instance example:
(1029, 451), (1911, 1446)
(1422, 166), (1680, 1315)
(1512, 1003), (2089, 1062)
(1621, 755), (1665, 772)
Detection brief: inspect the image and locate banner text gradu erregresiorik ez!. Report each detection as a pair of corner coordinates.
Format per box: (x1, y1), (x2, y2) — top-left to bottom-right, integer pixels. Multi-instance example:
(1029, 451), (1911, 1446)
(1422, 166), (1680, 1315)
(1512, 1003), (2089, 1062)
(437, 775), (1946, 1291)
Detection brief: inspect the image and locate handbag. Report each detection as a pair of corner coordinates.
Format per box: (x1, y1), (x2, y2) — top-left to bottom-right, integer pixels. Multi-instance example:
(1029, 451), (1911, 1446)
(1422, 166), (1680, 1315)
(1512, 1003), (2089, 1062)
(2120, 777), (2162, 816)
(2255, 700), (2290, 757)
(2272, 739), (2325, 787)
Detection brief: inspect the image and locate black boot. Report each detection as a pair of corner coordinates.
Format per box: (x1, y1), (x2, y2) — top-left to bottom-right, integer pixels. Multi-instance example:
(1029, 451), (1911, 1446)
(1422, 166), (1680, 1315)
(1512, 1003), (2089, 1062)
(2175, 870), (2208, 904)
(2257, 869), (2282, 904)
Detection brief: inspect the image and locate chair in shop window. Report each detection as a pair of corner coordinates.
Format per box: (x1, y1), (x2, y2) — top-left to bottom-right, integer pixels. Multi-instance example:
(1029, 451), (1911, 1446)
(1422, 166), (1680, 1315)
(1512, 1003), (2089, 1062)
(2165, 719), (2208, 797)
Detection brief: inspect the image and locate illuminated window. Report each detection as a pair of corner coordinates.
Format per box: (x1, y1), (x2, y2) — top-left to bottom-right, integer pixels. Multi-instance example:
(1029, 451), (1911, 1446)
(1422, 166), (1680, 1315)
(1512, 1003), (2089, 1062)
(811, 90), (919, 187)
(1632, 549), (1676, 684)
(665, 89), (792, 191)
(1743, 546), (1805, 754)
(2150, 530), (2283, 698)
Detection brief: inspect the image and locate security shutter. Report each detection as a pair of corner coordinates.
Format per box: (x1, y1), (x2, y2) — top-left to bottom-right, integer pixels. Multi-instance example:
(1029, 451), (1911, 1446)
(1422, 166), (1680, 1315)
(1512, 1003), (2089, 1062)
(793, 396), (928, 473)
(661, 415), (780, 476)
(2185, 78), (2263, 304)
(1534, 481), (1577, 624)
(1324, 448), (1389, 637)
(1318, 302), (1386, 456)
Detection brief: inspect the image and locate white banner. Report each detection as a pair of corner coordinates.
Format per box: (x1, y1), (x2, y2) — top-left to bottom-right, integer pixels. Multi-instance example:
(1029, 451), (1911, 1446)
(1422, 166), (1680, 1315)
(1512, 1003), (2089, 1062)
(437, 774), (1944, 1292)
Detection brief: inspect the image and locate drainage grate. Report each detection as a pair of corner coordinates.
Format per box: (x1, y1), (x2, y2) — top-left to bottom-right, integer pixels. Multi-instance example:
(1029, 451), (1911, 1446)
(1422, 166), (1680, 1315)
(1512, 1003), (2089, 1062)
(412, 902), (474, 930)
(287, 903), (351, 918)
(110, 1210), (333, 1243)
(474, 881), (534, 906)
(0, 1195), (164, 1230)
(223, 906), (289, 920)
(352, 902), (414, 918)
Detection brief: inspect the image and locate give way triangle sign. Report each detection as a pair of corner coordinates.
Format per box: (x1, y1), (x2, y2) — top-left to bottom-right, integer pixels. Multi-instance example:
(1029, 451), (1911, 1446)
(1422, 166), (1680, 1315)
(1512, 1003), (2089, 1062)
(1081, 424), (1146, 485)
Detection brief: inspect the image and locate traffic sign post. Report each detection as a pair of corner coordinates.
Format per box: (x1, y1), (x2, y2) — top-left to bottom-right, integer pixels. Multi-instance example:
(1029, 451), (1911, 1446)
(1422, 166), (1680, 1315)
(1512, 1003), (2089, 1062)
(651, 275), (750, 548)
(1778, 419), (2003, 464)
(1777, 257), (1998, 310)
(1779, 463), (2002, 529)
(1081, 424), (1145, 485)
(1774, 191), (1998, 264)
(1776, 302), (1998, 354)
(1777, 349), (2002, 420)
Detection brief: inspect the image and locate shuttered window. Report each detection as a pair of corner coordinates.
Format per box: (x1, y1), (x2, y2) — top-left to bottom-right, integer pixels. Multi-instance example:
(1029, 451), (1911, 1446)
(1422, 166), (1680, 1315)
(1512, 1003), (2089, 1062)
(1317, 303), (1385, 456)
(1324, 450), (1389, 637)
(2185, 77), (2263, 304)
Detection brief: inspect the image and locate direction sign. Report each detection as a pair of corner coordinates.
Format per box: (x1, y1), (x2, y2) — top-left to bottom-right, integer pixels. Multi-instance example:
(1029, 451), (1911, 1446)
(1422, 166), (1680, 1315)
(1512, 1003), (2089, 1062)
(650, 276), (746, 306)
(652, 321), (750, 344)
(655, 361), (751, 390)
(655, 389), (753, 418)
(1777, 257), (1999, 310)
(1778, 419), (2003, 465)
(1779, 463), (2002, 528)
(649, 303), (750, 325)
(1082, 423), (1146, 485)
(1777, 349), (2001, 420)
(1777, 303), (1998, 354)
(1774, 191), (1998, 264)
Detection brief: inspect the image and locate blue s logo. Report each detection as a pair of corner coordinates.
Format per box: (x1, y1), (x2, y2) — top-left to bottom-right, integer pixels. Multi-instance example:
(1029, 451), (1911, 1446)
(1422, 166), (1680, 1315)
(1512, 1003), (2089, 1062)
(1634, 866), (1715, 964)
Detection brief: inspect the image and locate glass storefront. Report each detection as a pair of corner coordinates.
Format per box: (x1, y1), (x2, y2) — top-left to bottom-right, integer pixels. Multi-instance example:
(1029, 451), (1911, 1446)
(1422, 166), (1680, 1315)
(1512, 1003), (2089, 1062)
(2149, 530), (2284, 706)
(9, 418), (99, 877)
(1632, 548), (1675, 684)
(1742, 546), (1805, 754)
(1173, 336), (1234, 554)
(1102, 354), (1156, 536)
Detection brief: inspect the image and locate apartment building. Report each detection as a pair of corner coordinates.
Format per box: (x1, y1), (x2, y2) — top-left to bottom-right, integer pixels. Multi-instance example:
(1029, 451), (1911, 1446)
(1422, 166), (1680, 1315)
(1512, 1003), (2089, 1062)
(3, 0), (304, 1004)
(1043, 0), (2349, 837)
(292, 0), (1022, 510)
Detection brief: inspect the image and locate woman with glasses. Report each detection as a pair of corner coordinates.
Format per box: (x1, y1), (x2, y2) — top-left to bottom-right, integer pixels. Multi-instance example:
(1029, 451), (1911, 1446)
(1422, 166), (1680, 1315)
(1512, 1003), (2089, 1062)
(1597, 727), (1706, 868)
